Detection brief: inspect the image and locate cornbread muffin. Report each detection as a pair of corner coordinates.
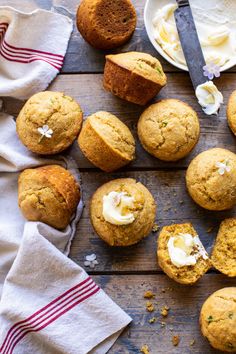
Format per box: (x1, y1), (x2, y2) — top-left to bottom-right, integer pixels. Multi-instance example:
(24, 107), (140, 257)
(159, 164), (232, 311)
(76, 0), (136, 50)
(186, 148), (236, 210)
(211, 218), (236, 277)
(137, 99), (200, 161)
(103, 52), (167, 105)
(200, 287), (236, 352)
(16, 91), (83, 155)
(227, 90), (236, 136)
(18, 165), (80, 230)
(157, 223), (210, 285)
(78, 111), (135, 172)
(90, 178), (156, 246)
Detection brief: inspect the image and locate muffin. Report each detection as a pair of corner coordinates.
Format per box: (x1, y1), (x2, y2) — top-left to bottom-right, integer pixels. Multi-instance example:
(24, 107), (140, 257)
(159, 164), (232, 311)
(138, 99), (200, 161)
(76, 0), (136, 50)
(200, 287), (236, 352)
(157, 223), (210, 285)
(211, 218), (236, 277)
(18, 165), (80, 229)
(78, 111), (135, 172)
(90, 178), (156, 246)
(227, 90), (236, 136)
(186, 148), (236, 210)
(103, 52), (167, 105)
(16, 91), (83, 155)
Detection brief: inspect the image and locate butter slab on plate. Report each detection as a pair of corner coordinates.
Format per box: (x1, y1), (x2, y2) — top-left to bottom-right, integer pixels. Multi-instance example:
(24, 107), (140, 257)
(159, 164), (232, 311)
(144, 0), (236, 72)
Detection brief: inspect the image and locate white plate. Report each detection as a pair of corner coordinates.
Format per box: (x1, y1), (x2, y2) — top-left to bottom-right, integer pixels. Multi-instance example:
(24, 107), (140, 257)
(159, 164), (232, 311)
(144, 0), (236, 72)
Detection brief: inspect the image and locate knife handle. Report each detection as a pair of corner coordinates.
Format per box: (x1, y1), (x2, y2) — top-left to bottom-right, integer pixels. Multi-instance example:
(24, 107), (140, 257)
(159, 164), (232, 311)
(176, 0), (190, 7)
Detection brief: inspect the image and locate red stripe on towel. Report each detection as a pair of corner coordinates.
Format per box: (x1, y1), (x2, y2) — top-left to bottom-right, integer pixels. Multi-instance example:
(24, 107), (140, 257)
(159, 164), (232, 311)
(0, 277), (100, 354)
(0, 23), (64, 70)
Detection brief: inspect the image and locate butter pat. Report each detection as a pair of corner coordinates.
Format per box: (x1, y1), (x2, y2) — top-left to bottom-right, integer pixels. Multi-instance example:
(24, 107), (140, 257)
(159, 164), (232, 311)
(102, 191), (135, 225)
(167, 233), (208, 268)
(195, 81), (223, 115)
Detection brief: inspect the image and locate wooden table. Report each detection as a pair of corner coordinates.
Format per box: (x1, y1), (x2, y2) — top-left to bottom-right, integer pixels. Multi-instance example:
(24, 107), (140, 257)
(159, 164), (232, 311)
(4, 1), (236, 353)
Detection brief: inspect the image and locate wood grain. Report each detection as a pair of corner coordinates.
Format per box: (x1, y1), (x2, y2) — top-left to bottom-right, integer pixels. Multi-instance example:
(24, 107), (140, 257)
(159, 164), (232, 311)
(10, 0), (236, 74)
(3, 72), (236, 170)
(94, 274), (235, 353)
(70, 170), (235, 272)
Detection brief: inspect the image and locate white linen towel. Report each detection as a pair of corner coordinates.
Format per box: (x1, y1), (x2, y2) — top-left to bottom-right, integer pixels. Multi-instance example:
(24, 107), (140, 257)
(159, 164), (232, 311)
(0, 6), (131, 354)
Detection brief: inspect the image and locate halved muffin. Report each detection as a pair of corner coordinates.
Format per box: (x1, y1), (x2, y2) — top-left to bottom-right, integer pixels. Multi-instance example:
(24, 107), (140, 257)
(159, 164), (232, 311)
(157, 223), (210, 284)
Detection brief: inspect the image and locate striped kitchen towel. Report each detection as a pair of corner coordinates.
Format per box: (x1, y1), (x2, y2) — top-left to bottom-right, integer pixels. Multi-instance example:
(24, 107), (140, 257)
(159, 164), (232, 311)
(0, 6), (132, 354)
(0, 6), (72, 99)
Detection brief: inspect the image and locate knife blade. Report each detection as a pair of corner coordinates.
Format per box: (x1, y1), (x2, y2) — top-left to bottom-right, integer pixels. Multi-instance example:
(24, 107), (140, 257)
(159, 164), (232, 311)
(174, 0), (206, 90)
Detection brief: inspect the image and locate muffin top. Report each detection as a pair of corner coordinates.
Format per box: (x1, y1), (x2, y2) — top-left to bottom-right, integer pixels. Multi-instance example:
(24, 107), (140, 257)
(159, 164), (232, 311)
(106, 52), (167, 86)
(18, 165), (80, 229)
(200, 287), (236, 352)
(138, 99), (200, 161)
(227, 90), (236, 135)
(186, 148), (236, 210)
(90, 178), (156, 246)
(16, 91), (83, 155)
(211, 218), (236, 277)
(80, 111), (135, 160)
(157, 223), (210, 284)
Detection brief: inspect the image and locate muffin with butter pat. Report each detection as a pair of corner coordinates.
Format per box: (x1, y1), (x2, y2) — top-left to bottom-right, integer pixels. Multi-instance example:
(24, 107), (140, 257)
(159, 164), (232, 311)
(157, 223), (211, 285)
(90, 178), (156, 246)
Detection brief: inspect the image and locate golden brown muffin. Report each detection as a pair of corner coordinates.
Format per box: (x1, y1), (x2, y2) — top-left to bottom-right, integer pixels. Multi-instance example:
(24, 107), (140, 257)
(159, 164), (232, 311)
(137, 99), (200, 161)
(18, 165), (80, 230)
(211, 218), (236, 277)
(76, 0), (136, 50)
(227, 90), (236, 136)
(103, 52), (167, 105)
(90, 178), (156, 246)
(200, 287), (236, 352)
(16, 91), (83, 155)
(157, 223), (210, 285)
(78, 111), (135, 172)
(186, 148), (236, 211)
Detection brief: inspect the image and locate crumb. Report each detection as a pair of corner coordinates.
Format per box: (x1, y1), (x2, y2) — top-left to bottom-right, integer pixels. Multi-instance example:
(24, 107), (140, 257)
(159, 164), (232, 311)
(161, 288), (166, 293)
(172, 335), (180, 346)
(160, 321), (166, 327)
(140, 344), (149, 354)
(207, 226), (214, 233)
(174, 208), (177, 213)
(179, 200), (184, 204)
(169, 326), (174, 332)
(173, 192), (177, 197)
(190, 339), (195, 346)
(148, 317), (157, 324)
(163, 206), (171, 212)
(161, 306), (170, 317)
(146, 301), (155, 312)
(152, 224), (159, 233)
(144, 291), (155, 299)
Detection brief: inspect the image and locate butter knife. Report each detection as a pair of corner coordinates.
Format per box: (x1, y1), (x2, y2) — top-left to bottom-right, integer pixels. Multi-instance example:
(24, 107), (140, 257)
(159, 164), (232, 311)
(174, 0), (206, 90)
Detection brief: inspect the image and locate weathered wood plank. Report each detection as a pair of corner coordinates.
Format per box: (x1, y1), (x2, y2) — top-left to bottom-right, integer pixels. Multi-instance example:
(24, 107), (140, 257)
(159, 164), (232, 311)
(94, 274), (235, 353)
(3, 73), (236, 169)
(70, 170), (235, 272)
(6, 0), (236, 74)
